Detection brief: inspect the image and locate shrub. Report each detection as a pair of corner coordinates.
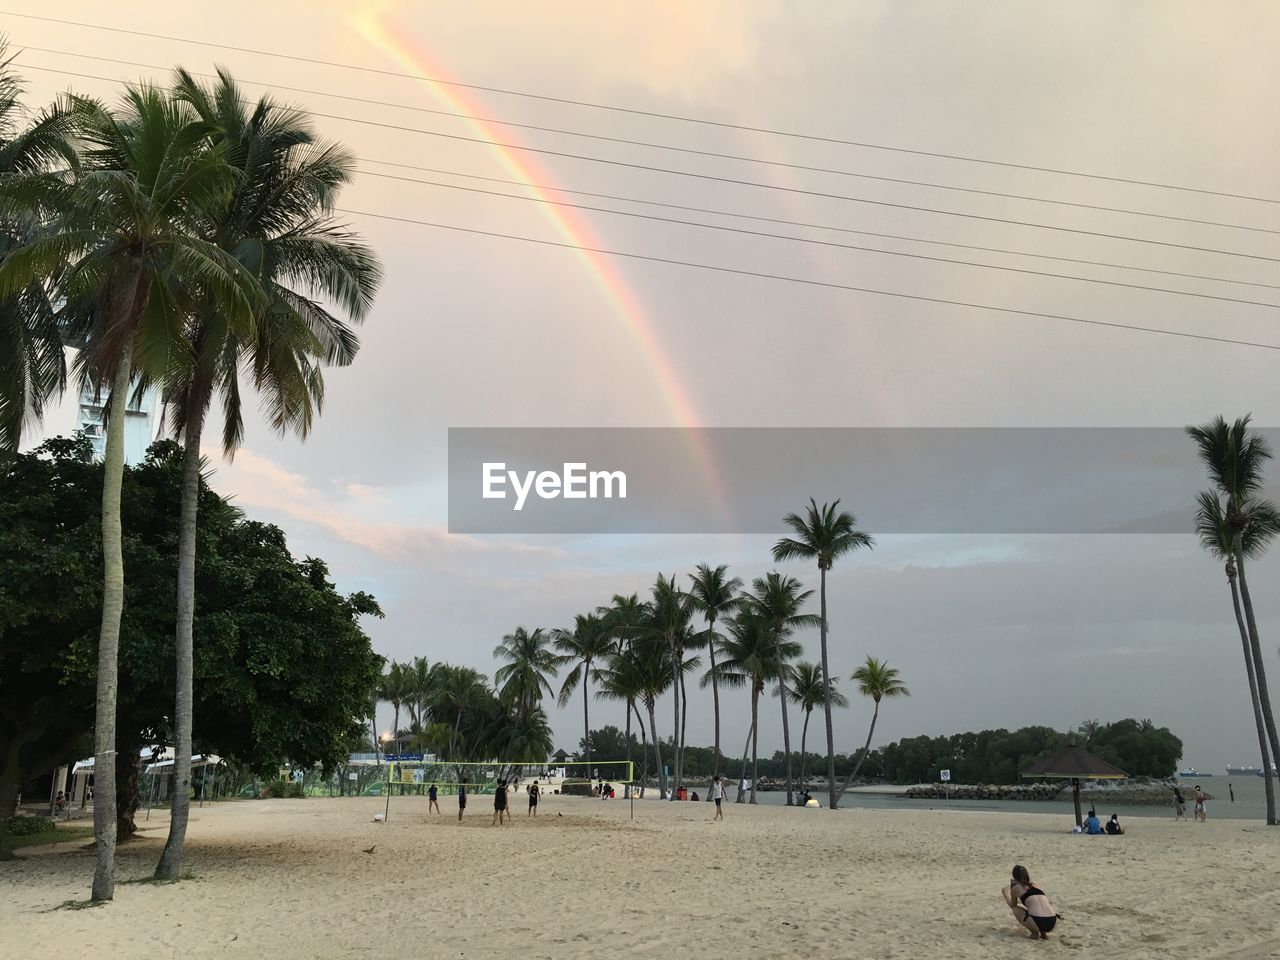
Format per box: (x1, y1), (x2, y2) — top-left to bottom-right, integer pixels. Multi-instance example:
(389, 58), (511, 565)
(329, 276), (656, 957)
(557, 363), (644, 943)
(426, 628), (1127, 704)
(5, 815), (56, 836)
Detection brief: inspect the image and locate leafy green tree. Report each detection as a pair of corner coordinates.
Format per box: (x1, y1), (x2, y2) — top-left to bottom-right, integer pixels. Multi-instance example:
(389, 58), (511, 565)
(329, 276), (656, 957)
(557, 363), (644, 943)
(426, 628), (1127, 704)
(0, 84), (257, 900)
(554, 613), (612, 779)
(688, 564), (742, 781)
(154, 68), (380, 880)
(772, 499), (874, 808)
(742, 572), (819, 805)
(782, 661), (848, 791)
(0, 46), (77, 449)
(836, 657), (908, 800)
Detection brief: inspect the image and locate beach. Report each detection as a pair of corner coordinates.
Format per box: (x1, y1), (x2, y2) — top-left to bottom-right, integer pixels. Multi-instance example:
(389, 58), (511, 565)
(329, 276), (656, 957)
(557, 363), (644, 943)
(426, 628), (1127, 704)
(2, 795), (1277, 959)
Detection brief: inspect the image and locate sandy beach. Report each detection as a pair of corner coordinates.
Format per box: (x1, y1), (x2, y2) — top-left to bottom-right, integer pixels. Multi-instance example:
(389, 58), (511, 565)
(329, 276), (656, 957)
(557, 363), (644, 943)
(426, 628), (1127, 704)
(2, 795), (1277, 959)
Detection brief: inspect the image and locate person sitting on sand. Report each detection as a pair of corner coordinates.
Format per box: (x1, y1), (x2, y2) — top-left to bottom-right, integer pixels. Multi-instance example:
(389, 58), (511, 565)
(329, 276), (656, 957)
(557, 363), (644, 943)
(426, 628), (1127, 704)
(1084, 810), (1104, 834)
(690, 791), (699, 802)
(1105, 814), (1123, 835)
(1002, 865), (1058, 940)
(428, 782), (440, 814)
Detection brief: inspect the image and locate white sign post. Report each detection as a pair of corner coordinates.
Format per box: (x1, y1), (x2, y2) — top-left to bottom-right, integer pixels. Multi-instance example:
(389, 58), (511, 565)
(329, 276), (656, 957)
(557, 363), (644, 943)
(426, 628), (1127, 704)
(940, 769), (951, 802)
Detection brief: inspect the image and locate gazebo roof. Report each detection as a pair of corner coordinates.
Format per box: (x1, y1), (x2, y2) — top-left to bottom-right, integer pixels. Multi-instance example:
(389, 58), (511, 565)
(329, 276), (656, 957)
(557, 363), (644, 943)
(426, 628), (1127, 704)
(552, 748), (571, 760)
(1021, 744), (1128, 780)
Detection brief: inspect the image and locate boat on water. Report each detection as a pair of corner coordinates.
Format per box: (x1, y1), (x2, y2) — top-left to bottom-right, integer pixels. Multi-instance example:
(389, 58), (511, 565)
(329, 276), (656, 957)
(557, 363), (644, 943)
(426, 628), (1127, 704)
(1225, 764), (1277, 777)
(1178, 768), (1212, 778)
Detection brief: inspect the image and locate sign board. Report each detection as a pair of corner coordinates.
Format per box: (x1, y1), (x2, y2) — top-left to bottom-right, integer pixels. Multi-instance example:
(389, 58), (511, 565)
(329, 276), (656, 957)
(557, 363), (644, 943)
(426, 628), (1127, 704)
(348, 773), (358, 781)
(940, 769), (952, 782)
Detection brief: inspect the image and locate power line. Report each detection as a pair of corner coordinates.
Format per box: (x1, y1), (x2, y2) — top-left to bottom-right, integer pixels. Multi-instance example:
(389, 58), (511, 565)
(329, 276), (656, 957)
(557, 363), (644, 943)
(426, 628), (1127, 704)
(358, 167), (1280, 310)
(30, 58), (1271, 292)
(20, 61), (1280, 266)
(359, 158), (1280, 294)
(14, 45), (1279, 236)
(6, 10), (1277, 206)
(337, 206), (1280, 352)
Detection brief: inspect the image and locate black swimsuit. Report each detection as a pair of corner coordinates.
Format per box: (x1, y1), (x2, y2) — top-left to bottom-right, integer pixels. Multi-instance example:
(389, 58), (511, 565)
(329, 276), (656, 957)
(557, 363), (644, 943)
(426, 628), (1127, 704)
(1019, 886), (1057, 933)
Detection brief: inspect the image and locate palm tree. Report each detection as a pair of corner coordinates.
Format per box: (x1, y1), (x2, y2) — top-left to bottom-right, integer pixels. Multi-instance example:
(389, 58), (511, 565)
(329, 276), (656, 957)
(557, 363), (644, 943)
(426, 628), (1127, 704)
(429, 665), (489, 760)
(405, 656), (434, 731)
(0, 85), (256, 901)
(836, 657), (909, 801)
(717, 608), (801, 803)
(493, 627), (565, 718)
(1188, 415), (1280, 811)
(1194, 488), (1279, 824)
(381, 661), (413, 752)
(155, 68), (381, 881)
(555, 612), (612, 779)
(772, 499), (874, 809)
(688, 563), (742, 782)
(635, 575), (697, 797)
(742, 572), (820, 805)
(0, 45), (77, 449)
(783, 661), (848, 792)
(596, 639), (655, 795)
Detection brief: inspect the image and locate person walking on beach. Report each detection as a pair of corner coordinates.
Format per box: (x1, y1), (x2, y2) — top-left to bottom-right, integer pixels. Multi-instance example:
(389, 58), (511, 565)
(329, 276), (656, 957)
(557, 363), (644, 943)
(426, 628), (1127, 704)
(493, 780), (509, 826)
(1173, 785), (1187, 820)
(457, 783), (467, 821)
(1002, 865), (1058, 940)
(1193, 785), (1210, 822)
(428, 782), (440, 814)
(527, 780), (540, 817)
(711, 775), (725, 820)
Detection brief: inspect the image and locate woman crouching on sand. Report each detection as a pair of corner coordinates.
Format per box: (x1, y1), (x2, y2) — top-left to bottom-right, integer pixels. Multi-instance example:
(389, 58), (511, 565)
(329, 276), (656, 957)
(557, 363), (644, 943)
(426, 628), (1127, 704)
(1002, 865), (1058, 939)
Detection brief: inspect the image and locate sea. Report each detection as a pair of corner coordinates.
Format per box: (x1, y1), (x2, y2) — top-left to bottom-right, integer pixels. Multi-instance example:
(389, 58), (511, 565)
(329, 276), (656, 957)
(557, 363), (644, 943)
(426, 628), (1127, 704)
(742, 774), (1274, 821)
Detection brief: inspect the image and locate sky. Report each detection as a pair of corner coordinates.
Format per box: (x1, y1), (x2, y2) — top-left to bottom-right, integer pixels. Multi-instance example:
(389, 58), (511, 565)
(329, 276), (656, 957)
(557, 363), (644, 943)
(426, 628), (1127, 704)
(13, 0), (1280, 772)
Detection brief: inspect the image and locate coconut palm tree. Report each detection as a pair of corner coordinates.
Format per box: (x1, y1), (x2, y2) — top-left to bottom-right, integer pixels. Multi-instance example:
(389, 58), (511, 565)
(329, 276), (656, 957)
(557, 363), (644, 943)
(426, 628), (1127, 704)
(629, 638), (674, 798)
(381, 661), (414, 752)
(772, 499), (874, 809)
(836, 657), (909, 801)
(0, 85), (256, 901)
(405, 656), (434, 731)
(742, 572), (819, 805)
(782, 661), (848, 793)
(555, 612), (612, 777)
(717, 608), (801, 803)
(688, 563), (742, 782)
(1188, 415), (1280, 808)
(0, 46), (77, 449)
(494, 627), (565, 718)
(595, 643), (644, 791)
(1194, 488), (1279, 824)
(429, 665), (489, 760)
(636, 575), (698, 797)
(155, 68), (381, 881)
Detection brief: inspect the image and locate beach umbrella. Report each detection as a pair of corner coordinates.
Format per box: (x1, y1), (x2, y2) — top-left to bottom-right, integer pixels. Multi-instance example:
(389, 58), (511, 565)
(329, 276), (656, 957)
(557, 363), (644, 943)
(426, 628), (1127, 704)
(1022, 745), (1128, 827)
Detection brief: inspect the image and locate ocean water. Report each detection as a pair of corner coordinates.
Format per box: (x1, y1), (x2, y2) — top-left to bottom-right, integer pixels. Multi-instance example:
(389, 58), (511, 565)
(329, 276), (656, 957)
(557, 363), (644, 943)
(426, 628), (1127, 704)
(737, 775), (1274, 821)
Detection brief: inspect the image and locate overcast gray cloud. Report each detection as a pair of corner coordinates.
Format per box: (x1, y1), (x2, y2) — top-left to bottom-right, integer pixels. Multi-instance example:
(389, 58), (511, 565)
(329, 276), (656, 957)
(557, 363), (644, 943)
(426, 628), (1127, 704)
(17, 0), (1280, 773)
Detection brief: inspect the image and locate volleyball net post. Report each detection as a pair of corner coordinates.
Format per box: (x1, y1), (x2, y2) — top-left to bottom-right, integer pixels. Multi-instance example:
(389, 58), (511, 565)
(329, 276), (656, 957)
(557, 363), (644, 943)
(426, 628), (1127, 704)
(377, 758), (636, 822)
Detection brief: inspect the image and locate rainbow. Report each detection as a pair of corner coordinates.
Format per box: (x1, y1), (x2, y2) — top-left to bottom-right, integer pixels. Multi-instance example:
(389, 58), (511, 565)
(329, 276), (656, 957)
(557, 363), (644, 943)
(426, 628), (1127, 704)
(349, 7), (732, 524)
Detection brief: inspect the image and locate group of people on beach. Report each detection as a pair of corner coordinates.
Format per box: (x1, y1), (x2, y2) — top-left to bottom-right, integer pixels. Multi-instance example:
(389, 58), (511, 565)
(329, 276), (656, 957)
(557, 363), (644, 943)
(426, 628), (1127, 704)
(1077, 810), (1124, 835)
(415, 777), (543, 825)
(1173, 785), (1211, 821)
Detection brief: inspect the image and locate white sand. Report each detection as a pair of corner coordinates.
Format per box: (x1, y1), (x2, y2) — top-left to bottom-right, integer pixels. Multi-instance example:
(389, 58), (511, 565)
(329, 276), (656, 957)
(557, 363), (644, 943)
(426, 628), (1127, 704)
(2, 794), (1278, 959)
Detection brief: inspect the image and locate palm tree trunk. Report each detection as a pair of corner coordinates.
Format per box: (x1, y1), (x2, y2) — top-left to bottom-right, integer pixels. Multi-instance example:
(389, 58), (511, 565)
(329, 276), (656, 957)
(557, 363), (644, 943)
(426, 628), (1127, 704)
(749, 684), (760, 804)
(679, 671), (688, 786)
(623, 698), (632, 791)
(799, 708), (811, 794)
(835, 701), (880, 801)
(779, 672), (794, 805)
(582, 667), (592, 778)
(632, 702), (648, 797)
(647, 701), (666, 798)
(818, 565), (837, 809)
(156, 412), (204, 879)
(669, 644), (680, 798)
(92, 346), (132, 903)
(1234, 548), (1280, 805)
(1228, 570), (1275, 824)
(736, 720), (752, 803)
(709, 636), (721, 779)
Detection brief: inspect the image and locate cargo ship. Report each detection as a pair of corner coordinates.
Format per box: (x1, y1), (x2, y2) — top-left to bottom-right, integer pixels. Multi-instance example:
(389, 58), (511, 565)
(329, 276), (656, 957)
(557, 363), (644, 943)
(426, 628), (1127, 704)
(1226, 764), (1276, 776)
(1178, 767), (1211, 778)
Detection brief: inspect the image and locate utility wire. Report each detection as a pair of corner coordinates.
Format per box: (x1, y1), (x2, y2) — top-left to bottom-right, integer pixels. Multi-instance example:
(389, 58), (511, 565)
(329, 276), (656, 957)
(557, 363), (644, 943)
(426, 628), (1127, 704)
(360, 158), (1280, 294)
(337, 207), (1280, 352)
(359, 167), (1280, 310)
(5, 10), (1277, 206)
(21, 62), (1280, 266)
(28, 57), (1271, 291)
(14, 45), (1279, 235)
